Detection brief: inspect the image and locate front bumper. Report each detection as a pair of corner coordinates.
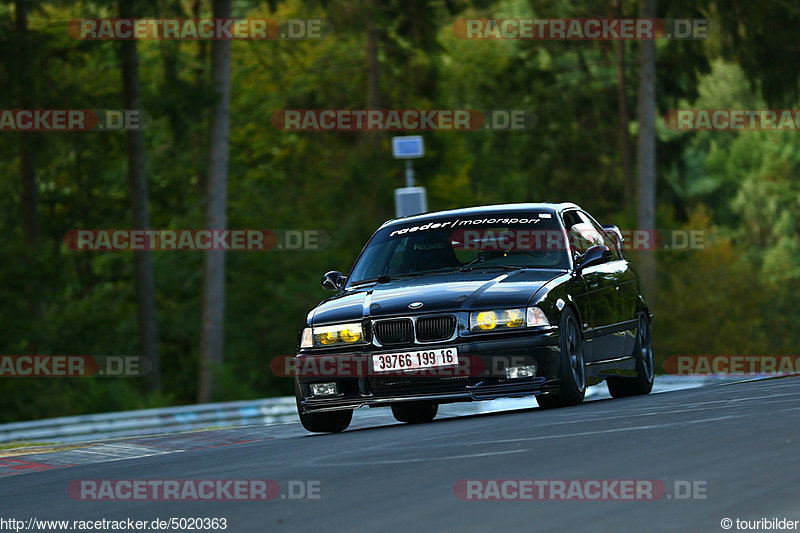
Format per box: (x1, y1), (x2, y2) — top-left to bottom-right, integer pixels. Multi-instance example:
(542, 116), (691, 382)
(296, 330), (561, 413)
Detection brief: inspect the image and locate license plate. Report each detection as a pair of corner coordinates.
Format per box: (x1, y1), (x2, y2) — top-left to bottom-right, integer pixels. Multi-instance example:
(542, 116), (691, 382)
(372, 348), (458, 373)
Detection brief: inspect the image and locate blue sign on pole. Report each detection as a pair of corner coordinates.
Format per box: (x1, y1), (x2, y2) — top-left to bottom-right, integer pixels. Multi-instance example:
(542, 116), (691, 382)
(392, 136), (425, 159)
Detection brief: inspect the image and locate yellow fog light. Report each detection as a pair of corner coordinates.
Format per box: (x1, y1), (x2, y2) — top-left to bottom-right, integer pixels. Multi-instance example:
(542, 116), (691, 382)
(340, 328), (361, 343)
(476, 311), (497, 330)
(503, 309), (524, 328)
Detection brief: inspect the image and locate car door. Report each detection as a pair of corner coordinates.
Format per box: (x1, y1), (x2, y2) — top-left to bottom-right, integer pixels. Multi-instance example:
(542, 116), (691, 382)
(578, 210), (633, 358)
(562, 210), (622, 361)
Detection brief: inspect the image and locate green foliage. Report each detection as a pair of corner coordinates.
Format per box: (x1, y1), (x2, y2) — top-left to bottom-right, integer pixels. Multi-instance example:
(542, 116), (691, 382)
(1, 0), (799, 421)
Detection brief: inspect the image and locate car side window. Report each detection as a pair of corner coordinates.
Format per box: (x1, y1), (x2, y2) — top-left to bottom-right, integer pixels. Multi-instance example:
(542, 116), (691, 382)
(561, 211), (578, 259)
(562, 211), (601, 257)
(577, 211), (621, 260)
(561, 210), (620, 261)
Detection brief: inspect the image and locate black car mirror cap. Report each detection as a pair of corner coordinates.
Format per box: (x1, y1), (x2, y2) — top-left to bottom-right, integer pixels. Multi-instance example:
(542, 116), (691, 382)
(321, 270), (347, 291)
(576, 245), (610, 271)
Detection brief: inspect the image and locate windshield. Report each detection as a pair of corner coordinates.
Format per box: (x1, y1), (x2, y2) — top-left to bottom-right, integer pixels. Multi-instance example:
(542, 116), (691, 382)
(349, 212), (570, 284)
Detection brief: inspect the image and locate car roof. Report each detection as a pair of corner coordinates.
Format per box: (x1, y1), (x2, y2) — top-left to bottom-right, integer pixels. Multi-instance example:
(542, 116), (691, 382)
(378, 202), (581, 229)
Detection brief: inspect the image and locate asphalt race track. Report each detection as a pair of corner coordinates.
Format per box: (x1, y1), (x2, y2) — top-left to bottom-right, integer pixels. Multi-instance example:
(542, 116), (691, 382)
(1, 377), (797, 533)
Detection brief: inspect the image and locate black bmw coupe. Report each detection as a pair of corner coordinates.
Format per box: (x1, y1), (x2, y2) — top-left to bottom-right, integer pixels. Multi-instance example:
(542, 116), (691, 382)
(294, 203), (654, 433)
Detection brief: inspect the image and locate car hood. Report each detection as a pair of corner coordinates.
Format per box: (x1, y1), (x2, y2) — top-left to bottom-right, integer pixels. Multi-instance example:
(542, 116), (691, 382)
(309, 269), (564, 324)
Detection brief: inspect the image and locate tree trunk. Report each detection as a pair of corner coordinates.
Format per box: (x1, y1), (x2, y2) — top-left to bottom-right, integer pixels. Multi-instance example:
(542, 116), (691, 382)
(14, 0), (39, 248)
(366, 3), (381, 110)
(636, 0), (657, 300)
(19, 145), (39, 248)
(198, 0), (233, 402)
(118, 0), (162, 392)
(365, 0), (381, 148)
(613, 0), (634, 210)
(192, 0), (208, 196)
(15, 0), (43, 322)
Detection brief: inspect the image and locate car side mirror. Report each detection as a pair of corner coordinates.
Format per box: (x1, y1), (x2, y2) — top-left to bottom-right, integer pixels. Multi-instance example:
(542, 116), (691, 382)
(601, 224), (624, 254)
(321, 270), (347, 291)
(577, 245), (610, 271)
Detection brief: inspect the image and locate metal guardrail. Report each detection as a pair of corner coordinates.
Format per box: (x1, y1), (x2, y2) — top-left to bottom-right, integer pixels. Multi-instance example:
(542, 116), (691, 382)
(0, 397), (299, 444)
(0, 375), (729, 445)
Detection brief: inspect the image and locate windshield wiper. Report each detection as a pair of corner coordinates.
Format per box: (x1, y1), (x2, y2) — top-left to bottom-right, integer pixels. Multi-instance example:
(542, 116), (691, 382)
(458, 257), (524, 272)
(350, 272), (429, 286)
(467, 265), (525, 272)
(458, 256), (486, 271)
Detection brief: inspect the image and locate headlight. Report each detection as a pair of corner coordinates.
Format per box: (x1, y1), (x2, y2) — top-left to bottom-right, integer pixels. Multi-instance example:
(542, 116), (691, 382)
(470, 307), (549, 332)
(503, 308), (525, 327)
(475, 311), (498, 330)
(304, 322), (365, 348)
(339, 327), (362, 343)
(319, 330), (338, 345)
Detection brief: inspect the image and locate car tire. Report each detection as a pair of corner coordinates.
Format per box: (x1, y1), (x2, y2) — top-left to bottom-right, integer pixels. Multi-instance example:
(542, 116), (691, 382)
(298, 409), (353, 433)
(391, 401), (438, 424)
(607, 313), (654, 398)
(295, 381), (353, 433)
(536, 308), (586, 409)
